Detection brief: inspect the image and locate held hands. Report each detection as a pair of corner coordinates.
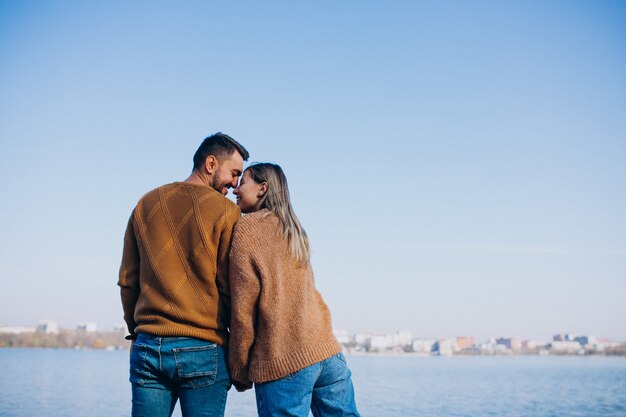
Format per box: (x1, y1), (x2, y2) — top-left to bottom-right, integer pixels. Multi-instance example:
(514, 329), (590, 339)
(233, 380), (253, 392)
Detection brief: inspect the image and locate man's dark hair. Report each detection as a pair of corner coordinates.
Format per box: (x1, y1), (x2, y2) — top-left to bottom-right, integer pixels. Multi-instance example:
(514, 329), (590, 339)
(192, 132), (250, 171)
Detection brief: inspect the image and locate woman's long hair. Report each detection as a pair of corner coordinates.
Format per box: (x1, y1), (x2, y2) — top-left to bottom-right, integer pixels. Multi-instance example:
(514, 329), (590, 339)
(245, 163), (310, 265)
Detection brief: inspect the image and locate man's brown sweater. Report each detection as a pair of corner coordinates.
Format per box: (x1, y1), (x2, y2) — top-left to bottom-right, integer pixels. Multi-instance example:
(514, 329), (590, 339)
(118, 182), (240, 346)
(229, 209), (341, 383)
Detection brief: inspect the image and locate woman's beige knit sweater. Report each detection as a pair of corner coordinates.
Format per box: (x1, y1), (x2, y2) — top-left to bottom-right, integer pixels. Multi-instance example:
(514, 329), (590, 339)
(228, 209), (341, 384)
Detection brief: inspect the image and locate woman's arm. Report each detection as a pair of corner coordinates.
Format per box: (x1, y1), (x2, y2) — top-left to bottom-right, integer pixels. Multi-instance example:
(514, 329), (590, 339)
(228, 221), (262, 388)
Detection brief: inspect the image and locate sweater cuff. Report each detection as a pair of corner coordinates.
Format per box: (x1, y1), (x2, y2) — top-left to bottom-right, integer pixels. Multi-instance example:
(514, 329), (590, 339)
(229, 365), (249, 383)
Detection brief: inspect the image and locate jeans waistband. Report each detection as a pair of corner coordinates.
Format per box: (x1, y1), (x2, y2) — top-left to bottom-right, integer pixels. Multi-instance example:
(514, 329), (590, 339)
(136, 333), (214, 344)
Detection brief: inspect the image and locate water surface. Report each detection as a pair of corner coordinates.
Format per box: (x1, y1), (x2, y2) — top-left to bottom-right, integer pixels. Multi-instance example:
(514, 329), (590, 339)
(0, 349), (624, 417)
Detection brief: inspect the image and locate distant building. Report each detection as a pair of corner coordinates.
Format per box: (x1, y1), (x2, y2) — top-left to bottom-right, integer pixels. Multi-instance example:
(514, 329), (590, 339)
(496, 337), (511, 349)
(37, 321), (59, 334)
(433, 339), (453, 356)
(480, 338), (510, 354)
(574, 335), (595, 346)
(553, 334), (599, 351)
(550, 341), (583, 354)
(588, 338), (612, 352)
(77, 322), (97, 332)
(333, 330), (352, 345)
(368, 335), (390, 352)
(353, 333), (371, 346)
(455, 336), (477, 351)
(512, 338), (523, 351)
(524, 340), (548, 350)
(553, 333), (576, 342)
(412, 338), (435, 354)
(494, 337), (522, 351)
(392, 330), (413, 349)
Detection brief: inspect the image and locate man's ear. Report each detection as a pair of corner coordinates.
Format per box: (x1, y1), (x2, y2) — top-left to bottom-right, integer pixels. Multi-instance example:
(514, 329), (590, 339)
(204, 155), (218, 174)
(258, 182), (269, 197)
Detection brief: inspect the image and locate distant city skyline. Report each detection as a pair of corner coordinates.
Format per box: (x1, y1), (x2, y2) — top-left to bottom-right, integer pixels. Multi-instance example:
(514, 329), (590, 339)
(1, 320), (624, 345)
(1, 2), (625, 342)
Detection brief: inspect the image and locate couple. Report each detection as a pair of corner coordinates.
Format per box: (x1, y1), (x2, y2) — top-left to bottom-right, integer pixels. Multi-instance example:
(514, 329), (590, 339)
(118, 133), (360, 417)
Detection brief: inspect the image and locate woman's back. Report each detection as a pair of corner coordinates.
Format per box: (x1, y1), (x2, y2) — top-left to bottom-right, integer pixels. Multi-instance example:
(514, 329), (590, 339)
(228, 163), (360, 417)
(229, 209), (341, 383)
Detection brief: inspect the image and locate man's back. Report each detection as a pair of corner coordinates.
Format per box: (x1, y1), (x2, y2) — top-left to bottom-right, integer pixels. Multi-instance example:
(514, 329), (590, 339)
(118, 182), (241, 346)
(118, 132), (248, 417)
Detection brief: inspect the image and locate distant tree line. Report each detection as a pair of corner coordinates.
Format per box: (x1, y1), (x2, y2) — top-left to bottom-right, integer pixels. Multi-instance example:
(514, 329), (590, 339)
(0, 330), (129, 349)
(605, 345), (626, 356)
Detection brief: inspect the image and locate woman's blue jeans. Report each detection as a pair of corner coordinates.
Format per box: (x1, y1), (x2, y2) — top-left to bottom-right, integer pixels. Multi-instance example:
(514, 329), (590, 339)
(254, 352), (360, 417)
(129, 333), (231, 417)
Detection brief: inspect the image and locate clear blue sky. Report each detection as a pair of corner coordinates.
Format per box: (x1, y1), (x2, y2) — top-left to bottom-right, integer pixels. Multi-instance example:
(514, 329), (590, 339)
(1, 1), (625, 341)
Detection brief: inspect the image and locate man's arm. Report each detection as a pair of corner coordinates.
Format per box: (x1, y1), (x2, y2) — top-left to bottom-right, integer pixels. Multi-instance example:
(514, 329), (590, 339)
(118, 212), (140, 340)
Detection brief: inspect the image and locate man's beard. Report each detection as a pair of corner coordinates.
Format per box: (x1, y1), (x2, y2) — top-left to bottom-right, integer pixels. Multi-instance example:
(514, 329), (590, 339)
(210, 168), (228, 195)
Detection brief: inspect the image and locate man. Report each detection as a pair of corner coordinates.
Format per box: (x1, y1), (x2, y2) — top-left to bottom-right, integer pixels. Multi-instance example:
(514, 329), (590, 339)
(118, 132), (249, 417)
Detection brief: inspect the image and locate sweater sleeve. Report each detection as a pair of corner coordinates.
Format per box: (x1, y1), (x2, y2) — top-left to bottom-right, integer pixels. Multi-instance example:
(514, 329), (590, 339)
(118, 212), (140, 338)
(228, 219), (262, 384)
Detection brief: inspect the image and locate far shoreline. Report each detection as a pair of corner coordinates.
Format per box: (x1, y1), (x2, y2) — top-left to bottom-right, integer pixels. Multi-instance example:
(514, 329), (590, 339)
(2, 345), (626, 358)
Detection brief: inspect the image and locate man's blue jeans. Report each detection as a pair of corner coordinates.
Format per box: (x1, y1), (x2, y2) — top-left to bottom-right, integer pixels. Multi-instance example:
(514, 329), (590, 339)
(254, 352), (360, 417)
(129, 334), (231, 417)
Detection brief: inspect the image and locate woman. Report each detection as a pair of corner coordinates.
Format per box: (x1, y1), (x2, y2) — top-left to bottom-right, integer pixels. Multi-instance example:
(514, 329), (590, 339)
(228, 163), (360, 417)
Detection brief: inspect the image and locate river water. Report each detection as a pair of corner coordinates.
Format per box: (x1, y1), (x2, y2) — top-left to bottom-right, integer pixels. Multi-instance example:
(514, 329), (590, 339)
(0, 349), (624, 417)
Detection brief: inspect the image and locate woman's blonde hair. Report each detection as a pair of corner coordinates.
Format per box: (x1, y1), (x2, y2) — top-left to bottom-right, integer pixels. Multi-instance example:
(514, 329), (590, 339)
(245, 163), (310, 265)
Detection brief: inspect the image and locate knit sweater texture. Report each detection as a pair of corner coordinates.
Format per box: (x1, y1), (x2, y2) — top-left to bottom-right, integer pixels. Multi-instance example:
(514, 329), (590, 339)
(118, 182), (241, 346)
(229, 209), (341, 383)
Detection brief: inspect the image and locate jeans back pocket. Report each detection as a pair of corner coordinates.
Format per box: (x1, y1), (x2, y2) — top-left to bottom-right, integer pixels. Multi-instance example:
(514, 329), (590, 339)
(172, 343), (218, 388)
